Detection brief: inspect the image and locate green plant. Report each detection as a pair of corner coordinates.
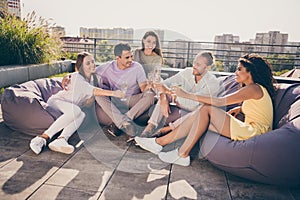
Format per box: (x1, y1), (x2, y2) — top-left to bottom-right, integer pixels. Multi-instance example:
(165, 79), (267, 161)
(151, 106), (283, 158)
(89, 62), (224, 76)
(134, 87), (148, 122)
(61, 51), (78, 60)
(0, 87), (4, 95)
(267, 54), (295, 72)
(48, 72), (70, 78)
(96, 40), (114, 62)
(0, 11), (62, 66)
(274, 69), (290, 76)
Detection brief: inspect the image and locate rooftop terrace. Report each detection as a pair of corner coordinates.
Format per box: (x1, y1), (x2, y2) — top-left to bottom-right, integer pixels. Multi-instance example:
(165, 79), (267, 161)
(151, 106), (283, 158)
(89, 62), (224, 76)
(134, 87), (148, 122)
(1, 103), (300, 200)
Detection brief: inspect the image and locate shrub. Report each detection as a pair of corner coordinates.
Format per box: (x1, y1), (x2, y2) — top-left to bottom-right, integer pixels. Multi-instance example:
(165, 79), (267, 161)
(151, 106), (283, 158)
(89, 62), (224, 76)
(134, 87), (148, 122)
(0, 11), (62, 66)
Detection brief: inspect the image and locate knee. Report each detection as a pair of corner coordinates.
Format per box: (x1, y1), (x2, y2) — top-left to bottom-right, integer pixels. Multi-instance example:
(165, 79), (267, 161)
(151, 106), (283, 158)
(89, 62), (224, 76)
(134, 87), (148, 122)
(95, 96), (109, 104)
(72, 106), (83, 117)
(143, 92), (155, 104)
(200, 104), (212, 115)
(80, 111), (85, 118)
(79, 111), (86, 120)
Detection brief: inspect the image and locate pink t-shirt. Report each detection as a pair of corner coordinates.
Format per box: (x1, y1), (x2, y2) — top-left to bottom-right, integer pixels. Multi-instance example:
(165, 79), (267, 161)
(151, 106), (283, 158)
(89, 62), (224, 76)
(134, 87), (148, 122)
(96, 60), (146, 96)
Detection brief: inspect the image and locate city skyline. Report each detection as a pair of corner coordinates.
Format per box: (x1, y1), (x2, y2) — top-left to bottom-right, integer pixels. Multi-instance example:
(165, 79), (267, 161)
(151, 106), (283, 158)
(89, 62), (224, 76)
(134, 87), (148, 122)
(21, 0), (300, 42)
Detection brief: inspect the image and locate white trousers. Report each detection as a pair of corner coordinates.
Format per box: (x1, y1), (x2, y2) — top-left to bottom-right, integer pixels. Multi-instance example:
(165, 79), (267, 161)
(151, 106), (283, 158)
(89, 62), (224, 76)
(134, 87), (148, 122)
(45, 98), (85, 141)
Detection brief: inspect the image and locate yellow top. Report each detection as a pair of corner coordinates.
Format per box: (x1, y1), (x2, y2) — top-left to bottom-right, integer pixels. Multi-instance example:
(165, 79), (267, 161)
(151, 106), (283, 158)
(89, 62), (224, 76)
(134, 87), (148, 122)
(230, 84), (273, 140)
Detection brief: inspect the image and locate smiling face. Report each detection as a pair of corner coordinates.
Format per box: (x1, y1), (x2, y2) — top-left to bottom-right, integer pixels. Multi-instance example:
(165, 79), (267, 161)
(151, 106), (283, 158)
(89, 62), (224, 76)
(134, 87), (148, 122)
(235, 63), (253, 84)
(82, 55), (96, 77)
(192, 55), (208, 76)
(143, 35), (157, 54)
(116, 50), (133, 69)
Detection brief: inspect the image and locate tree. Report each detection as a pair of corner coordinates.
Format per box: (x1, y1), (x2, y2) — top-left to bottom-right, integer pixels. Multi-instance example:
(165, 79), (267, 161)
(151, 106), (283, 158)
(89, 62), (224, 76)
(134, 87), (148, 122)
(96, 40), (114, 63)
(267, 54), (295, 72)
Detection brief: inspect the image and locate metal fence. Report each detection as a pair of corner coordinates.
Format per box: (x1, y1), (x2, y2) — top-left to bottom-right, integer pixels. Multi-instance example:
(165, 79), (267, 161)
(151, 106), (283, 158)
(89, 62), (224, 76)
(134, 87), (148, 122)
(61, 37), (300, 72)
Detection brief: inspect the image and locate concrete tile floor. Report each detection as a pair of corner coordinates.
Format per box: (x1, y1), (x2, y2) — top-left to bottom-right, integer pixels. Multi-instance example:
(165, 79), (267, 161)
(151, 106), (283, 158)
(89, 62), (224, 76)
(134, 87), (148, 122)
(0, 105), (300, 200)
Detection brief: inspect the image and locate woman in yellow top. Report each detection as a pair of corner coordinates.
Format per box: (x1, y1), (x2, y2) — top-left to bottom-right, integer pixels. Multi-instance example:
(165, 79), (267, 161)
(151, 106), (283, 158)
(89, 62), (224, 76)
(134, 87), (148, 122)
(134, 53), (277, 166)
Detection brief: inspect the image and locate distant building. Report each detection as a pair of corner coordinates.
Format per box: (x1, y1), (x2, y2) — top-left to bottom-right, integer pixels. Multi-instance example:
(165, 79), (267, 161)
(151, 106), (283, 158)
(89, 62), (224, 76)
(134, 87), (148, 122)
(50, 26), (66, 37)
(0, 0), (8, 12)
(0, 0), (20, 18)
(154, 29), (165, 42)
(254, 31), (288, 56)
(295, 45), (300, 69)
(167, 39), (190, 68)
(214, 34), (240, 71)
(61, 36), (94, 54)
(80, 27), (134, 44)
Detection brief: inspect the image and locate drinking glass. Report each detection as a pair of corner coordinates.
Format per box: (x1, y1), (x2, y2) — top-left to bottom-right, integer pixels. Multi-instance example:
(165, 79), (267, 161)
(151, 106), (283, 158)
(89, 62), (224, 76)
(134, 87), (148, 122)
(169, 81), (183, 105)
(153, 71), (161, 98)
(170, 83), (177, 106)
(147, 72), (154, 93)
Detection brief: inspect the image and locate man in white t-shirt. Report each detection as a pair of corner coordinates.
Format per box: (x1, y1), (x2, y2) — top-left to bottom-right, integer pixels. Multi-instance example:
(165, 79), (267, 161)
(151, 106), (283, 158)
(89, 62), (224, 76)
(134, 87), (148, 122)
(141, 51), (220, 137)
(95, 43), (155, 138)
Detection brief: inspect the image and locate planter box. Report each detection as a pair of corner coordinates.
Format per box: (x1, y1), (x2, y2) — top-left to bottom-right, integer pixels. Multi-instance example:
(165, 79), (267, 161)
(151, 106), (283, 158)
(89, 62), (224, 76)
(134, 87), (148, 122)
(0, 60), (72, 88)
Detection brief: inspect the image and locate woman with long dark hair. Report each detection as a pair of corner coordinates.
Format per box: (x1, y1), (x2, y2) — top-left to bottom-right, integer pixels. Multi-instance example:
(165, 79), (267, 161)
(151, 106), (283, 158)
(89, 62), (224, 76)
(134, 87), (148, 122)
(134, 31), (163, 74)
(135, 53), (277, 166)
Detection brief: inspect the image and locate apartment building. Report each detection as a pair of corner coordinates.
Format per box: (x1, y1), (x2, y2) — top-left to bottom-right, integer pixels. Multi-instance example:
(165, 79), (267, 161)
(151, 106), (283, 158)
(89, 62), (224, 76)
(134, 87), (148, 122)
(61, 37), (94, 54)
(0, 0), (8, 12)
(50, 26), (66, 37)
(0, 0), (20, 18)
(79, 27), (134, 44)
(254, 31), (288, 56)
(214, 34), (241, 71)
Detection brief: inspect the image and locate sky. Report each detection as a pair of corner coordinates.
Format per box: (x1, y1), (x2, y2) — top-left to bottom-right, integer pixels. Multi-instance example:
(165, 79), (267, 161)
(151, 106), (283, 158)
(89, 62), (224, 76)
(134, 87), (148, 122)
(21, 0), (300, 42)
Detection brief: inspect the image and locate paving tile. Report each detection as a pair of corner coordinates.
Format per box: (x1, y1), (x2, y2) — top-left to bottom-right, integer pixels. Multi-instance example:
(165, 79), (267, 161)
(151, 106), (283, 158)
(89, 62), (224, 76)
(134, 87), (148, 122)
(0, 148), (28, 168)
(46, 147), (114, 193)
(0, 107), (298, 200)
(81, 128), (131, 168)
(227, 173), (294, 200)
(28, 184), (100, 200)
(0, 156), (62, 199)
(0, 134), (30, 148)
(118, 143), (171, 174)
(167, 159), (230, 200)
(99, 170), (169, 200)
(0, 129), (30, 166)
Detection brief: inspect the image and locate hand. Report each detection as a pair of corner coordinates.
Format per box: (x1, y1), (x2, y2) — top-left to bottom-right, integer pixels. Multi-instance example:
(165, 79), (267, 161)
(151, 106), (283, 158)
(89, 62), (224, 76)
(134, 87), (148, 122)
(173, 86), (188, 98)
(62, 74), (71, 90)
(113, 90), (126, 98)
(154, 83), (165, 93)
(227, 106), (241, 117)
(145, 82), (153, 91)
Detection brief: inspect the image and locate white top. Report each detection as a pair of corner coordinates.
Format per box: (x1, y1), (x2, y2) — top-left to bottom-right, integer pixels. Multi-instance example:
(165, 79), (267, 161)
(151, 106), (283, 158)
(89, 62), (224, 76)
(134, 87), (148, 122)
(163, 68), (220, 111)
(48, 72), (95, 107)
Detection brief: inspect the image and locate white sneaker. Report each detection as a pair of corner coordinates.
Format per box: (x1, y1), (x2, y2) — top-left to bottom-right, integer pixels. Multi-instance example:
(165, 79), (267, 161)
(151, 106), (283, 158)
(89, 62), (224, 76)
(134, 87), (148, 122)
(158, 148), (190, 166)
(30, 136), (46, 155)
(48, 138), (74, 154)
(134, 137), (162, 154)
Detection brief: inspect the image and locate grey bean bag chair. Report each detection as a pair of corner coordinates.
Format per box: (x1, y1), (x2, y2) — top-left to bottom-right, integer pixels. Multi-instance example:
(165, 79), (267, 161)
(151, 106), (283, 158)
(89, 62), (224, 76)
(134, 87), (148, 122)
(1, 78), (63, 135)
(200, 76), (300, 187)
(1, 77), (150, 135)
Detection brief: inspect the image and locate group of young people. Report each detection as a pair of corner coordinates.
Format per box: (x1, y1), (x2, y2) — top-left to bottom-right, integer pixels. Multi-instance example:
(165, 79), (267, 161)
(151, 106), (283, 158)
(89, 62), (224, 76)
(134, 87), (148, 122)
(29, 31), (277, 167)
